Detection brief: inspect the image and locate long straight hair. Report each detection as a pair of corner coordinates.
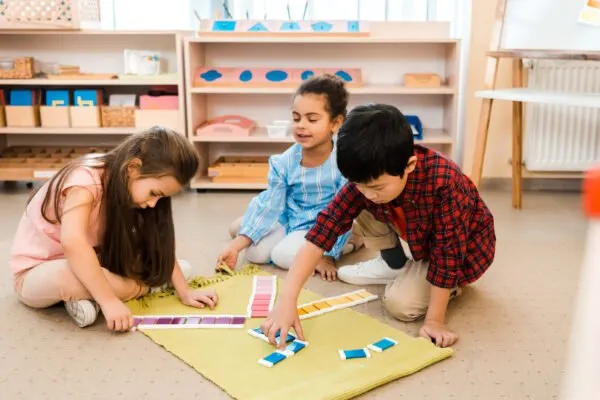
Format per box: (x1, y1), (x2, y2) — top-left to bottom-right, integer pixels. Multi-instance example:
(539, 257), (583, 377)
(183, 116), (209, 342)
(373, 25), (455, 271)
(28, 127), (200, 287)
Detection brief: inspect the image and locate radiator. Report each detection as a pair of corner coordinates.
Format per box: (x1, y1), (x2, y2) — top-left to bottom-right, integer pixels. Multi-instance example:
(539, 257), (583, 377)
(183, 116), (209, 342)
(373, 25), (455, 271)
(524, 60), (600, 172)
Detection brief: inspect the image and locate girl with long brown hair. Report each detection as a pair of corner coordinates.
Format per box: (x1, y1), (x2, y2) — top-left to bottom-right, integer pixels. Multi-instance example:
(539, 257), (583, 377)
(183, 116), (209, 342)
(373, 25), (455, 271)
(10, 127), (217, 331)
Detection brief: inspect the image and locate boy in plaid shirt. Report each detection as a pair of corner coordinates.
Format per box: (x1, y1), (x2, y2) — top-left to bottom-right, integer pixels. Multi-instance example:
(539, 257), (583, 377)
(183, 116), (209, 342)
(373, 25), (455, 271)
(261, 104), (496, 348)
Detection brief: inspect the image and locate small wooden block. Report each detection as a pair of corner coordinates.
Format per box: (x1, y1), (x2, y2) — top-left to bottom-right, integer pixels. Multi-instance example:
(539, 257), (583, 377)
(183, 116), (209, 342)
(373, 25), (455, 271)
(326, 297), (347, 306)
(302, 305), (319, 314)
(345, 293), (364, 302)
(297, 308), (308, 316)
(313, 302), (331, 310)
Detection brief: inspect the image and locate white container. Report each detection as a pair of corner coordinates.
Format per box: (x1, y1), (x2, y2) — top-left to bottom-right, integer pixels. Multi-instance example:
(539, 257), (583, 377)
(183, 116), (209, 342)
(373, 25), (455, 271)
(266, 120), (291, 138)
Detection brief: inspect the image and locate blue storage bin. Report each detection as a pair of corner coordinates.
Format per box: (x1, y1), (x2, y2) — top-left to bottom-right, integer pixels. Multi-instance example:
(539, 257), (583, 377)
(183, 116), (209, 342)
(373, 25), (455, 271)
(405, 115), (423, 141)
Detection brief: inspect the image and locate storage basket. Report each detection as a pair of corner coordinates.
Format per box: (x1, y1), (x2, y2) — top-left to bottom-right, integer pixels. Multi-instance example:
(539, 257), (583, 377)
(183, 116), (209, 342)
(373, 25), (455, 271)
(0, 0), (101, 30)
(208, 156), (270, 184)
(101, 106), (136, 128)
(0, 57), (34, 79)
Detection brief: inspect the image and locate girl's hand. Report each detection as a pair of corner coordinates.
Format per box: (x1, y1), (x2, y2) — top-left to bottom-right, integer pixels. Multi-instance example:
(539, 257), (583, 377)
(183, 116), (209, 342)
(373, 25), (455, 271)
(313, 256), (337, 281)
(100, 298), (134, 332)
(261, 297), (304, 349)
(180, 289), (218, 309)
(217, 245), (240, 270)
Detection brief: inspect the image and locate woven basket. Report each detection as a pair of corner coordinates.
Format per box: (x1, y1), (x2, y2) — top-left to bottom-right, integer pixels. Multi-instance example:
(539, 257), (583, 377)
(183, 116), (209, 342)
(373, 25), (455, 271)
(0, 0), (101, 30)
(0, 57), (34, 79)
(101, 106), (136, 128)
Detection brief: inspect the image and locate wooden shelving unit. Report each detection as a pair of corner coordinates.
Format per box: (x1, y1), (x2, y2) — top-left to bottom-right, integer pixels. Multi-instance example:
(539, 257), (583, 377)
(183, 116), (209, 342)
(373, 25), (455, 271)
(184, 22), (461, 190)
(0, 30), (188, 182)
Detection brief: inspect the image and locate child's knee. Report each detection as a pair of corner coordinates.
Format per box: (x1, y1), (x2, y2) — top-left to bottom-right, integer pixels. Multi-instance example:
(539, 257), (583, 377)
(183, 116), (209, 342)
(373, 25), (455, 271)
(382, 286), (426, 322)
(270, 246), (294, 270)
(228, 216), (243, 239)
(245, 246), (272, 265)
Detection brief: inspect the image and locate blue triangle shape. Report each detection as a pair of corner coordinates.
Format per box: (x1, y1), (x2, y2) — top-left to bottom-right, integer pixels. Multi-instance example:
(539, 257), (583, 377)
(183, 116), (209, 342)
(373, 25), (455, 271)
(248, 22), (268, 32)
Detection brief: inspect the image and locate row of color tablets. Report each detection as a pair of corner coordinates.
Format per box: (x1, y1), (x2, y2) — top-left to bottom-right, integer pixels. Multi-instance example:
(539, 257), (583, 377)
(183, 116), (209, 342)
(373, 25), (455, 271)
(258, 340), (309, 367)
(297, 289), (378, 320)
(131, 315), (246, 330)
(339, 337), (398, 360)
(247, 275), (277, 318)
(247, 327), (296, 345)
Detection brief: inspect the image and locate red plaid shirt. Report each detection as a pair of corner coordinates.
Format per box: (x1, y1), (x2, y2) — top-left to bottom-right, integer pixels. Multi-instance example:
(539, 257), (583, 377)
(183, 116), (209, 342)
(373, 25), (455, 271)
(305, 145), (496, 289)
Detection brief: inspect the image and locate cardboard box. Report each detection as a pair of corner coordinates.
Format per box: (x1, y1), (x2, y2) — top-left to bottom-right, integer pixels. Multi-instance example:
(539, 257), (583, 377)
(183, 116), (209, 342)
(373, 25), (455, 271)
(70, 106), (101, 128)
(40, 106), (70, 127)
(5, 106), (40, 127)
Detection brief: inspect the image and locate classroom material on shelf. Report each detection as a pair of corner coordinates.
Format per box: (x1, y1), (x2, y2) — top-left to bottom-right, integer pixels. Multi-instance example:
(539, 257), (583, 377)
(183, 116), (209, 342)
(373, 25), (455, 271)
(0, 146), (110, 181)
(471, 0), (600, 210)
(403, 73), (442, 88)
(296, 289), (378, 320)
(131, 314), (247, 330)
(0, 0), (101, 30)
(193, 67), (362, 87)
(124, 49), (161, 76)
(0, 57), (34, 79)
(247, 275), (277, 318)
(198, 19), (370, 36)
(207, 156), (270, 184)
(406, 115), (424, 140)
(195, 115), (257, 137)
(126, 272), (454, 400)
(258, 340), (309, 368)
(266, 120), (291, 138)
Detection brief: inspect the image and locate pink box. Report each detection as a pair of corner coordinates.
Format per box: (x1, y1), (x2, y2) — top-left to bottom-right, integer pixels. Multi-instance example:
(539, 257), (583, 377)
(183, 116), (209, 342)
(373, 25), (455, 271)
(139, 95), (179, 110)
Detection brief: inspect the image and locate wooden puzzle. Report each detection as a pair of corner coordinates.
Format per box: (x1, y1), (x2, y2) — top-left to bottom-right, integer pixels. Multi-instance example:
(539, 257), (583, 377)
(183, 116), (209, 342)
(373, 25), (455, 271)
(195, 115), (257, 137)
(258, 340), (309, 368)
(193, 67), (362, 87)
(339, 348), (371, 360)
(199, 19), (370, 36)
(247, 275), (277, 318)
(247, 327), (296, 345)
(368, 337), (398, 353)
(296, 289), (378, 320)
(131, 314), (247, 330)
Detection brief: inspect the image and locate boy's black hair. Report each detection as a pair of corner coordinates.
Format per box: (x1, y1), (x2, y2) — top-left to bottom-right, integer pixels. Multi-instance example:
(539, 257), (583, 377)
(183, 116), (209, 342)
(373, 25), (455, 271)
(295, 74), (349, 119)
(337, 103), (414, 184)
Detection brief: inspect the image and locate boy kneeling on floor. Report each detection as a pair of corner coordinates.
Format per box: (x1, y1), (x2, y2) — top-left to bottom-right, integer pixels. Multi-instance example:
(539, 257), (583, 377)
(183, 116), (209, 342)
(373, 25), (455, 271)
(262, 103), (496, 348)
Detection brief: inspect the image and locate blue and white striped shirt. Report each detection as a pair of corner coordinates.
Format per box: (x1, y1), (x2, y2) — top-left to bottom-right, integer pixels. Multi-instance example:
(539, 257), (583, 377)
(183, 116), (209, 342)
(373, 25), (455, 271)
(239, 143), (350, 259)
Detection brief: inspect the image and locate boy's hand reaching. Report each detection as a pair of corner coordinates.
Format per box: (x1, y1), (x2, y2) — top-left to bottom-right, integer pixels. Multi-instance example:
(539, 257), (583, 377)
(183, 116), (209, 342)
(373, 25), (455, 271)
(261, 298), (304, 350)
(181, 289), (218, 309)
(313, 256), (337, 281)
(419, 320), (458, 348)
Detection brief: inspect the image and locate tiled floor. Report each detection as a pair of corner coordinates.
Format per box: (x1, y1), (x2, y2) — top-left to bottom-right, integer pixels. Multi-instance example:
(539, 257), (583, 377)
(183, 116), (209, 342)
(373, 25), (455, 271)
(0, 184), (586, 399)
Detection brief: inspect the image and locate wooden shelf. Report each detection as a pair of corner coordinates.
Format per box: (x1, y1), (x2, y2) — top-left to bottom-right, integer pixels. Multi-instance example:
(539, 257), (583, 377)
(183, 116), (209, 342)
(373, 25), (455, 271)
(475, 88), (600, 108)
(191, 177), (268, 190)
(191, 128), (453, 144)
(191, 85), (455, 95)
(184, 23), (461, 191)
(190, 37), (458, 44)
(0, 127), (141, 135)
(0, 78), (179, 86)
(487, 49), (600, 61)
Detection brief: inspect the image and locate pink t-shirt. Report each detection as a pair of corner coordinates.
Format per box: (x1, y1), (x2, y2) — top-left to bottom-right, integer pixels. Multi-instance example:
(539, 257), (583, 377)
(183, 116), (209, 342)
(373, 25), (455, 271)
(10, 166), (105, 275)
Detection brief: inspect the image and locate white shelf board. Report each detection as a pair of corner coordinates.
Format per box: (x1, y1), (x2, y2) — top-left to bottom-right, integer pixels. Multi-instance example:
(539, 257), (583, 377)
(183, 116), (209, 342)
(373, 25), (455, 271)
(190, 37), (458, 44)
(191, 85), (455, 95)
(0, 127), (140, 135)
(192, 177), (267, 190)
(0, 78), (179, 86)
(190, 129), (452, 144)
(476, 88), (600, 108)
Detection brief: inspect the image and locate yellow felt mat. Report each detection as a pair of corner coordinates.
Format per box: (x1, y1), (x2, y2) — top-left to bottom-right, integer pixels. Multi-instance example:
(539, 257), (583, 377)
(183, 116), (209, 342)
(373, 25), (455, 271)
(127, 273), (453, 400)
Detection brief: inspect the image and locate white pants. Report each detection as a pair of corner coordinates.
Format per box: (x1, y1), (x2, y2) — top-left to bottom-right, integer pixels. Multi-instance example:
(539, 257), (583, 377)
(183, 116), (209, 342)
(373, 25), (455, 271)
(229, 218), (306, 270)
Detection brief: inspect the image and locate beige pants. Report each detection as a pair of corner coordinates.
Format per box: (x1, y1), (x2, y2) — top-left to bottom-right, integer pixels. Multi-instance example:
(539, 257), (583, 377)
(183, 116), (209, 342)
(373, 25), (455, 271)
(354, 210), (432, 322)
(13, 259), (147, 309)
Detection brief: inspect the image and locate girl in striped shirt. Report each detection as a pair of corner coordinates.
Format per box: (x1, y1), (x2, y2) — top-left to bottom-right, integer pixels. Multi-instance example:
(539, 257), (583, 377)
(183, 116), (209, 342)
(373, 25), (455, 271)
(217, 75), (361, 281)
